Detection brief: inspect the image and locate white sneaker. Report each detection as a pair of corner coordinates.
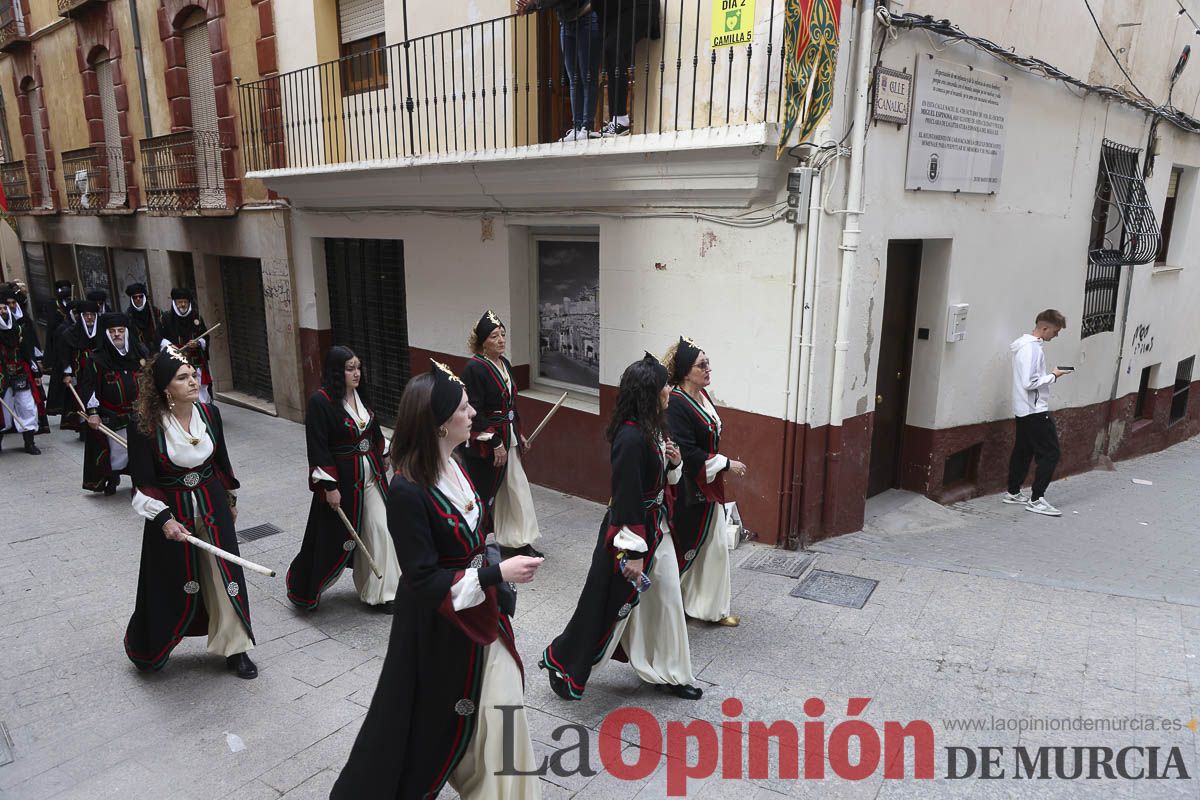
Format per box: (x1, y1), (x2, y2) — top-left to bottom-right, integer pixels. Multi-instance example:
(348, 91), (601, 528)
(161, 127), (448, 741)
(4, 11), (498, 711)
(1025, 498), (1062, 517)
(1002, 491), (1031, 505)
(558, 128), (579, 142)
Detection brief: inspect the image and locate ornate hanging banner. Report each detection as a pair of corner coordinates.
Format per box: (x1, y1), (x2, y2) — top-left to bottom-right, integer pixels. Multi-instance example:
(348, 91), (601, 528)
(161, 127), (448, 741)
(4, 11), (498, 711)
(777, 0), (841, 158)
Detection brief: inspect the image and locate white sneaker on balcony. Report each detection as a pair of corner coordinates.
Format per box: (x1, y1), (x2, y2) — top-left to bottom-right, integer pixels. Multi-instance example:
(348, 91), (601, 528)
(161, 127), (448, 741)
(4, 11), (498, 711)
(559, 128), (581, 142)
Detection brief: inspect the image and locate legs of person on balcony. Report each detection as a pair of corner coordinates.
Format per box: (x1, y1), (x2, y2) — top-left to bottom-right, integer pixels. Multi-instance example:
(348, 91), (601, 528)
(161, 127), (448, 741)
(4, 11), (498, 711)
(559, 11), (601, 142)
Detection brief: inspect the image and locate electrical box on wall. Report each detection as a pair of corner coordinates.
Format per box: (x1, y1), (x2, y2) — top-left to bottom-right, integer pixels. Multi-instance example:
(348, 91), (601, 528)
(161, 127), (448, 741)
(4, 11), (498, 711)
(946, 303), (969, 342)
(785, 167), (815, 225)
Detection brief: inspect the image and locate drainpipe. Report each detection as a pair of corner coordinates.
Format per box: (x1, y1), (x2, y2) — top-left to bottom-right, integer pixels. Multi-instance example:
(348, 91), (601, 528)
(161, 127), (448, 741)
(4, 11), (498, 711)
(129, 0), (153, 138)
(1097, 265), (1135, 466)
(794, 168), (822, 546)
(779, 208), (808, 548)
(820, 0), (876, 529)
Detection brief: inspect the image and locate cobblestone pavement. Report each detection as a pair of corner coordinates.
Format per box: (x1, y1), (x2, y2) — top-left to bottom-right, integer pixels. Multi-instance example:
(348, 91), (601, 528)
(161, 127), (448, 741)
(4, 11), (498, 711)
(1, 405), (1197, 799)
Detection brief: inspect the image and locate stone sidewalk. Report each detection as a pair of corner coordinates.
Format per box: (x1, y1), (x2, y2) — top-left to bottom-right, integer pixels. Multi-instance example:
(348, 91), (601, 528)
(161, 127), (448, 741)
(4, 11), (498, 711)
(0, 404), (1197, 799)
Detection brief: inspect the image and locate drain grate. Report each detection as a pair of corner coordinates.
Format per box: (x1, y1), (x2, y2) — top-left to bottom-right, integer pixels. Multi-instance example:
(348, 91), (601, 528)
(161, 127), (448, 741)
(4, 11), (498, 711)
(789, 570), (879, 609)
(739, 550), (815, 579)
(0, 721), (12, 766)
(237, 523), (283, 543)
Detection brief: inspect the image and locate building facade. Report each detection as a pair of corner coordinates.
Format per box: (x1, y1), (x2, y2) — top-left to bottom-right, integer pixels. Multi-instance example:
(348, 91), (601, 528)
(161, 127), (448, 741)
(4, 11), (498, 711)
(238, 0), (1198, 547)
(0, 0), (304, 420)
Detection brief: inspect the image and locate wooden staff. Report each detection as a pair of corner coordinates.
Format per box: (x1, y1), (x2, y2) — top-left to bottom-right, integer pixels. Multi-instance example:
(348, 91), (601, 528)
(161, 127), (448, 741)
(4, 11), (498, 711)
(0, 393), (21, 426)
(75, 412), (128, 449)
(526, 392), (569, 445)
(183, 533), (276, 578)
(184, 322), (222, 349)
(335, 506), (384, 579)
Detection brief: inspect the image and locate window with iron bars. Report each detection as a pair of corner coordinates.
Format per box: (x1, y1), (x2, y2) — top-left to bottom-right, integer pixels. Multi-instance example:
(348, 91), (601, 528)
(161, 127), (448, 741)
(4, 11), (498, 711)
(1082, 140), (1161, 338)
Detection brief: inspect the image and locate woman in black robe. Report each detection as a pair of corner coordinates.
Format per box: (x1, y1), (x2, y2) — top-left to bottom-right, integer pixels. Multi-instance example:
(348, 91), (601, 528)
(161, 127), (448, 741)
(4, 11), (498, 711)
(540, 354), (702, 701)
(78, 312), (146, 494)
(332, 361), (544, 799)
(460, 310), (543, 558)
(286, 346), (399, 612)
(123, 348), (257, 679)
(664, 336), (748, 627)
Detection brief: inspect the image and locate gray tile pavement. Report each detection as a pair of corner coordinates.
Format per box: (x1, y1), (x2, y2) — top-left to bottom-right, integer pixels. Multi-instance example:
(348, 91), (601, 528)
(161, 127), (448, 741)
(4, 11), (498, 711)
(0, 406), (1197, 798)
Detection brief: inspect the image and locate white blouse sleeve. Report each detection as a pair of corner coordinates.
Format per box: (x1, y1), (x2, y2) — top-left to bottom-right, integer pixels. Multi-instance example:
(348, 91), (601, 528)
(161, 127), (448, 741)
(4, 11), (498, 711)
(667, 460), (683, 486)
(311, 467), (336, 484)
(449, 569), (486, 610)
(705, 454), (729, 483)
(132, 489), (169, 523)
(613, 527), (649, 553)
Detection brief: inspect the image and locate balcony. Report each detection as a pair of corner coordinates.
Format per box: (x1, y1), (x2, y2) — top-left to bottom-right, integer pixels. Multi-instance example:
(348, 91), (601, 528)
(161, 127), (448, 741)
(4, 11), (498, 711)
(0, 160), (31, 213)
(237, 3), (786, 181)
(0, 1), (30, 52)
(62, 145), (129, 213)
(58, 0), (109, 18)
(139, 129), (234, 215)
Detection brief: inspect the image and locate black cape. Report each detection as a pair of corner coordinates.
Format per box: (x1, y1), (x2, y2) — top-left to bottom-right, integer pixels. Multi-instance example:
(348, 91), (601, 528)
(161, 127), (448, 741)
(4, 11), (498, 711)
(666, 387), (727, 574)
(285, 388), (388, 609)
(126, 301), (163, 351)
(331, 470), (520, 799)
(123, 403), (253, 670)
(459, 354), (523, 534)
(77, 336), (146, 491)
(159, 306), (211, 386)
(0, 317), (49, 434)
(540, 422), (670, 697)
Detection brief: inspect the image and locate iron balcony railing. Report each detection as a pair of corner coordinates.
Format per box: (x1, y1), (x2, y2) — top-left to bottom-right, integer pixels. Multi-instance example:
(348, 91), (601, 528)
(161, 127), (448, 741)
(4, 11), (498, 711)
(139, 129), (232, 213)
(0, 160), (31, 212)
(62, 145), (128, 212)
(238, 2), (787, 173)
(58, 0), (108, 17)
(0, 0), (29, 51)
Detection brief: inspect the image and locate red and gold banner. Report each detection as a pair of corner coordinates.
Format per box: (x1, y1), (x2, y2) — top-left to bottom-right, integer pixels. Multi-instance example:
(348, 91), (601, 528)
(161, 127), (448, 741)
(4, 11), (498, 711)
(777, 0), (842, 157)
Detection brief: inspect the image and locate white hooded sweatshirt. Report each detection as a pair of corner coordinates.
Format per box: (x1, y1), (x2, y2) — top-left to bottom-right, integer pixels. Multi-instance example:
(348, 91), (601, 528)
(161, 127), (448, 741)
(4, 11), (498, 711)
(1010, 334), (1056, 417)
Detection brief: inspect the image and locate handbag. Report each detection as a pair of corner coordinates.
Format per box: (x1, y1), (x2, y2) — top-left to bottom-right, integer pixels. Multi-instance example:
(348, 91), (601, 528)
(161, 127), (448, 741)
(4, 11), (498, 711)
(486, 541), (518, 617)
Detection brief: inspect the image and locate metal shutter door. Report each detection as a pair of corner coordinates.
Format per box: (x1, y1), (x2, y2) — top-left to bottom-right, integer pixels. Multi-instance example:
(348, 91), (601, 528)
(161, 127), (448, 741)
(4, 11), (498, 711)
(338, 0), (384, 43)
(29, 88), (51, 207)
(95, 58), (125, 205)
(183, 19), (224, 207)
(220, 257), (274, 401)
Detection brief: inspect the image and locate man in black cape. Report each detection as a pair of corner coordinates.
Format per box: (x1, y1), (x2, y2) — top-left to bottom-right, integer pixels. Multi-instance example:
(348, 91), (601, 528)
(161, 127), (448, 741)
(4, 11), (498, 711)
(124, 283), (162, 351)
(158, 288), (214, 404)
(78, 312), (145, 494)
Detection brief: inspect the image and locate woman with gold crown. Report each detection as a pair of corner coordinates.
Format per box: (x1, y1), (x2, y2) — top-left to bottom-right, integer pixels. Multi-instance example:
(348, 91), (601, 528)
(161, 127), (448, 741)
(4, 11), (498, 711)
(460, 310), (544, 558)
(663, 336), (747, 627)
(123, 346), (257, 678)
(332, 360), (544, 799)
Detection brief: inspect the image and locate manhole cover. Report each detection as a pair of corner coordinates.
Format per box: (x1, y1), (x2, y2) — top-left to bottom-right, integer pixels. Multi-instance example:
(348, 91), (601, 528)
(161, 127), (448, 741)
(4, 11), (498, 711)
(789, 570), (878, 609)
(0, 721), (12, 766)
(740, 550), (815, 579)
(238, 523), (283, 543)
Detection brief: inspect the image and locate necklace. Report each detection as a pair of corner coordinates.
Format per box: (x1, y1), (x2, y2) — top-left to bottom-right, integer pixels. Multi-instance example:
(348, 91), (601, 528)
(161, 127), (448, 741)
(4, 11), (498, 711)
(450, 463), (476, 513)
(169, 410), (200, 446)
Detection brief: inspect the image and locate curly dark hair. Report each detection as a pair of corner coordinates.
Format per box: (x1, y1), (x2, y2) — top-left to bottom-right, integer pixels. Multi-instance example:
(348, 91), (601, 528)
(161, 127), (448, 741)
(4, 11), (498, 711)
(605, 358), (668, 448)
(134, 352), (172, 437)
(321, 345), (360, 398)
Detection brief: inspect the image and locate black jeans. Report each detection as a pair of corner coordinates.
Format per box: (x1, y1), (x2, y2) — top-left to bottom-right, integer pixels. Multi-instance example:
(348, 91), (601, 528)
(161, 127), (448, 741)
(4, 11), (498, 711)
(1007, 412), (1060, 501)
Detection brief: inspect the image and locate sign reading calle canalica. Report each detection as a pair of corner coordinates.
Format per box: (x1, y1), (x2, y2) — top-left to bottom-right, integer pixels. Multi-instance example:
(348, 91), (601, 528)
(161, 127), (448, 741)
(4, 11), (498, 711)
(904, 56), (1010, 194)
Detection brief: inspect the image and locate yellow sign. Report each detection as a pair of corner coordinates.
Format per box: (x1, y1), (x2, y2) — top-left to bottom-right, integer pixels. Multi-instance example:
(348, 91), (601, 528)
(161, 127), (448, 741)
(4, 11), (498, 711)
(711, 0), (755, 48)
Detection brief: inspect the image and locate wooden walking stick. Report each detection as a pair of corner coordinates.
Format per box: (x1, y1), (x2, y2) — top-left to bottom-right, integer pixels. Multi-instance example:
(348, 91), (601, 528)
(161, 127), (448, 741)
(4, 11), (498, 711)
(335, 506), (384, 579)
(526, 392), (569, 446)
(184, 322), (222, 350)
(75, 412), (128, 449)
(182, 533), (276, 578)
(0, 393), (22, 427)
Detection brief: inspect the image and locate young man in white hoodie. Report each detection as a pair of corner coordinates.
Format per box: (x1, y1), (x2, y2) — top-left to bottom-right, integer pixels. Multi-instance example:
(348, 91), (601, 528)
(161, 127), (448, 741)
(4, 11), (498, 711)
(1004, 309), (1070, 516)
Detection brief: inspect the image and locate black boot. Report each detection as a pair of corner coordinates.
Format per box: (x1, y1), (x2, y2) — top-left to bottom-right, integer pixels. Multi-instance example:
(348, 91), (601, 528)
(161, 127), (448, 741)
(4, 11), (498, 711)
(103, 476), (119, 496)
(23, 432), (40, 455)
(225, 652), (258, 679)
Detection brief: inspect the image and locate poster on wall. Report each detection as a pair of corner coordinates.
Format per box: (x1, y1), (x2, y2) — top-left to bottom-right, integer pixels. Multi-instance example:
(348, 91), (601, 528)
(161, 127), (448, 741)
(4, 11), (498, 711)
(112, 249), (150, 299)
(536, 239), (600, 392)
(904, 56), (1010, 194)
(75, 245), (113, 302)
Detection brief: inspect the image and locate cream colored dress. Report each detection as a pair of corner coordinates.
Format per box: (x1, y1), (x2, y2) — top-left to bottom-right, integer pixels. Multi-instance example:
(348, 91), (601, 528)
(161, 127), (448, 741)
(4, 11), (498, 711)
(489, 358), (542, 550)
(679, 391), (733, 621)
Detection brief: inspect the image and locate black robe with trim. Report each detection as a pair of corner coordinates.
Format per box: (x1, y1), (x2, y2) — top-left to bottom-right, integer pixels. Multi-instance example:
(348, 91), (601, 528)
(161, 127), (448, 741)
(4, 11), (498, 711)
(666, 387), (727, 574)
(62, 320), (103, 424)
(126, 301), (163, 351)
(459, 354), (524, 535)
(159, 307), (212, 387)
(0, 318), (49, 434)
(285, 388), (388, 609)
(331, 470), (520, 799)
(44, 316), (76, 419)
(540, 422), (670, 698)
(76, 338), (146, 491)
(123, 402), (253, 670)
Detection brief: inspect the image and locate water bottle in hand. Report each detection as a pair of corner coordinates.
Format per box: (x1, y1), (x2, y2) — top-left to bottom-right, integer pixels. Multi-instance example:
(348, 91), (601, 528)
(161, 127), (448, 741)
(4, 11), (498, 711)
(619, 556), (652, 593)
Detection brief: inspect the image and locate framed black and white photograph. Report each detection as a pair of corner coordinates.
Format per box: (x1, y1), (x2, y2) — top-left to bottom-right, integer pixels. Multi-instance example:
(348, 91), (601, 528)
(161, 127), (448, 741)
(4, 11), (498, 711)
(535, 237), (599, 394)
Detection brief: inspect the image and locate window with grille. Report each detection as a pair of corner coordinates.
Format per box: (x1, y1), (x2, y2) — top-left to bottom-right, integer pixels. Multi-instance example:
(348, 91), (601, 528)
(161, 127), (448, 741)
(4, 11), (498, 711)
(1156, 167), (1185, 265)
(182, 13), (225, 208)
(1170, 356), (1194, 425)
(1082, 141), (1161, 338)
(338, 0), (387, 95)
(93, 53), (127, 207)
(22, 79), (52, 208)
(325, 238), (410, 421)
(0, 91), (12, 161)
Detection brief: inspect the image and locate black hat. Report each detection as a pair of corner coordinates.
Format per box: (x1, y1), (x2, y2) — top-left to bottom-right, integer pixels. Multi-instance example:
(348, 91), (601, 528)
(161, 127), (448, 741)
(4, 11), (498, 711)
(152, 346), (191, 393)
(674, 336), (702, 376)
(473, 309), (504, 346)
(643, 351), (669, 389)
(86, 289), (108, 304)
(0, 288), (15, 303)
(99, 311), (129, 330)
(170, 287), (193, 301)
(125, 282), (147, 297)
(77, 300), (100, 314)
(55, 279), (73, 291)
(428, 359), (464, 425)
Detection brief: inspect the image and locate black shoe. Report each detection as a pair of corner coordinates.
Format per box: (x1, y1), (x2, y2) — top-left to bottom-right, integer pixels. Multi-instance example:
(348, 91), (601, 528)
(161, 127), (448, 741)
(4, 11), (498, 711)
(540, 658), (578, 701)
(22, 432), (41, 455)
(516, 544), (545, 559)
(600, 119), (632, 137)
(225, 652), (258, 679)
(103, 477), (118, 496)
(374, 600), (395, 614)
(661, 683), (703, 700)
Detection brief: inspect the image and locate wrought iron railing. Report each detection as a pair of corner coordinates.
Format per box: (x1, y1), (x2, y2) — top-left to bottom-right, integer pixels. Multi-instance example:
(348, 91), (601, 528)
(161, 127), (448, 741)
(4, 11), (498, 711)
(0, 0), (28, 50)
(238, 2), (787, 173)
(0, 160), (31, 212)
(139, 129), (231, 213)
(58, 0), (107, 16)
(62, 145), (127, 211)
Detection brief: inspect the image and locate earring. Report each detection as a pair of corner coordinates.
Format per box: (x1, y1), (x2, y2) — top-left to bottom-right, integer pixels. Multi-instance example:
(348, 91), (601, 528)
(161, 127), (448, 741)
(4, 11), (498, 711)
(167, 393), (176, 410)
(437, 426), (448, 439)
